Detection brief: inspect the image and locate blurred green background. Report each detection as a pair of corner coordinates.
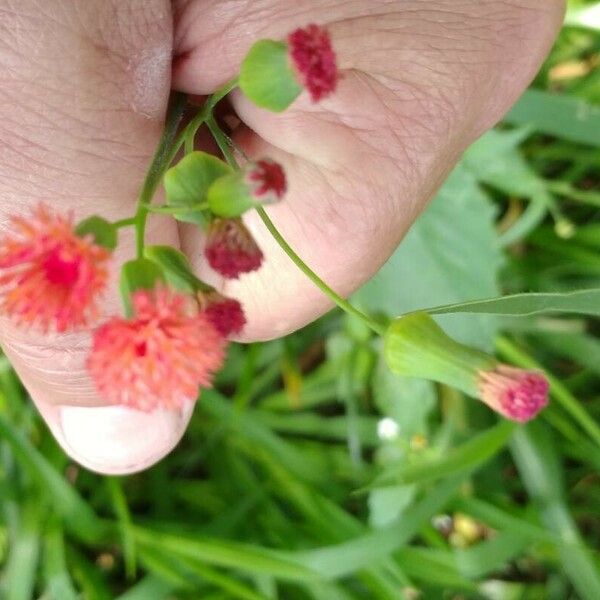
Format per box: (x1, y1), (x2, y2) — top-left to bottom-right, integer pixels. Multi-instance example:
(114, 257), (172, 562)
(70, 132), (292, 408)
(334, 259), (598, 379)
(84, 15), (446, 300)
(2, 2), (600, 599)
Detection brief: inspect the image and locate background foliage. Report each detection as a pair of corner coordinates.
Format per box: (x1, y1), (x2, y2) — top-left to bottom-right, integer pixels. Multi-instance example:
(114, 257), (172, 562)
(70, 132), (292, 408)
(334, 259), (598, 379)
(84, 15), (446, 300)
(1, 3), (600, 598)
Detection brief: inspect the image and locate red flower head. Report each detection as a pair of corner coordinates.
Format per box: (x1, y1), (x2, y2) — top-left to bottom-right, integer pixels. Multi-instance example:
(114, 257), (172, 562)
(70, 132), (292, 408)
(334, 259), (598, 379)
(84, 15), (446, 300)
(88, 288), (225, 411)
(205, 218), (263, 279)
(0, 204), (110, 332)
(246, 159), (287, 203)
(199, 291), (246, 337)
(288, 24), (338, 102)
(477, 365), (549, 423)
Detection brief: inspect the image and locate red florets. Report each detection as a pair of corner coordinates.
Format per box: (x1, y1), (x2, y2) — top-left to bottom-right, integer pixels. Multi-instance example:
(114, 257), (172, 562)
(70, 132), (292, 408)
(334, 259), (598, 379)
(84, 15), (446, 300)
(87, 288), (225, 411)
(201, 293), (246, 337)
(205, 218), (263, 279)
(0, 204), (110, 332)
(246, 159), (287, 203)
(288, 24), (338, 102)
(477, 365), (549, 423)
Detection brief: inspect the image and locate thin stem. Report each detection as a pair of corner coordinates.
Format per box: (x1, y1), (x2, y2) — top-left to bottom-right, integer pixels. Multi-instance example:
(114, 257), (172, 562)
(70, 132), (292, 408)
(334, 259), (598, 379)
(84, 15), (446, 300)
(256, 207), (386, 336)
(181, 77), (239, 156)
(147, 202), (209, 215)
(113, 217), (136, 229)
(134, 93), (188, 258)
(207, 115), (238, 168)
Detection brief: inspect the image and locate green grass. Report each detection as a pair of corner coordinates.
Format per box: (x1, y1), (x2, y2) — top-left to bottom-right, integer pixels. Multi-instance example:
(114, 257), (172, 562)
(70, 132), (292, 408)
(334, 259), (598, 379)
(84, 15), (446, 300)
(2, 3), (600, 598)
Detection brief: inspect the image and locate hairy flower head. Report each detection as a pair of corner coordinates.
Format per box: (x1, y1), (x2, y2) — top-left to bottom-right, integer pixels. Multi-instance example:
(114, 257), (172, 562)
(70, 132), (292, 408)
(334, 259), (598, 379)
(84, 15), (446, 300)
(87, 288), (225, 411)
(0, 204), (110, 332)
(477, 365), (549, 423)
(246, 159), (287, 203)
(199, 291), (246, 337)
(288, 24), (338, 102)
(205, 218), (263, 279)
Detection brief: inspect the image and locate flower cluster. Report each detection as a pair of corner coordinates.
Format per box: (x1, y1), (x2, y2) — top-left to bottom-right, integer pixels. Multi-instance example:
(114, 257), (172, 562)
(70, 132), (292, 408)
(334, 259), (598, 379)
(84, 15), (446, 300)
(0, 24), (336, 415)
(0, 23), (552, 433)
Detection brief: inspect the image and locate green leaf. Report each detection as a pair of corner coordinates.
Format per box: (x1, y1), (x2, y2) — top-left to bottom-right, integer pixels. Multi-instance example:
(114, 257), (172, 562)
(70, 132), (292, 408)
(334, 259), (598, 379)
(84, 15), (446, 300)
(511, 423), (600, 600)
(396, 547), (476, 591)
(43, 519), (79, 600)
(0, 414), (105, 544)
(454, 532), (529, 580)
(207, 172), (256, 218)
(505, 89), (600, 147)
(239, 40), (302, 112)
(532, 331), (600, 377)
(294, 477), (461, 579)
(134, 526), (317, 583)
(164, 151), (232, 224)
(120, 258), (165, 316)
(115, 576), (176, 600)
(106, 478), (137, 581)
(3, 500), (42, 600)
(354, 163), (502, 349)
(144, 245), (207, 293)
(423, 288), (600, 318)
(372, 421), (515, 488)
(75, 215), (117, 250)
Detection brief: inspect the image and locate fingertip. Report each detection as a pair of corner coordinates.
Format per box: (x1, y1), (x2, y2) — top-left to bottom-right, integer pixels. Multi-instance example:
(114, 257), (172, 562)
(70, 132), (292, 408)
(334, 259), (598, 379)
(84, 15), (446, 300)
(49, 401), (195, 475)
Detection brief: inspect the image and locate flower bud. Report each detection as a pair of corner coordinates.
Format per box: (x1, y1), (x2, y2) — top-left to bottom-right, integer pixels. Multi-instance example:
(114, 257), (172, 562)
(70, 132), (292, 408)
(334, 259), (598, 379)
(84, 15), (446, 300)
(204, 218), (263, 279)
(246, 159), (287, 203)
(477, 365), (548, 423)
(384, 313), (549, 422)
(198, 290), (246, 337)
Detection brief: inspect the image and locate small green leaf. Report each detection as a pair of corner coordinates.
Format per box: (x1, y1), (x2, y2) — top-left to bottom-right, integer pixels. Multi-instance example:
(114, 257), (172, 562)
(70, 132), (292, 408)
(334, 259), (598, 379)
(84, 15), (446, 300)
(164, 151), (232, 224)
(75, 216), (117, 250)
(144, 245), (208, 293)
(120, 259), (165, 316)
(207, 172), (255, 218)
(239, 40), (302, 112)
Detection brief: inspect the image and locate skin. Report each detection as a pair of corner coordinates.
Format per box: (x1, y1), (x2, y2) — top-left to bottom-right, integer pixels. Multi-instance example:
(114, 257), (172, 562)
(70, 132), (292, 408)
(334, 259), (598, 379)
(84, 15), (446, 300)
(0, 0), (565, 474)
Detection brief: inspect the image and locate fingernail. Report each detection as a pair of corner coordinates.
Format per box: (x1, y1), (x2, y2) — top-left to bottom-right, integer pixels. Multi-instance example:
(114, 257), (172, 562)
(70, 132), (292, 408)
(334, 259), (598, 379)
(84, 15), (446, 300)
(57, 402), (195, 475)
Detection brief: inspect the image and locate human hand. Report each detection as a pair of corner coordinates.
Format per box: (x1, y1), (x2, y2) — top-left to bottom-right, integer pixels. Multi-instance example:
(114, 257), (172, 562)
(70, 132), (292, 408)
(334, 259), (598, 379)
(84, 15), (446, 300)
(0, 0), (565, 474)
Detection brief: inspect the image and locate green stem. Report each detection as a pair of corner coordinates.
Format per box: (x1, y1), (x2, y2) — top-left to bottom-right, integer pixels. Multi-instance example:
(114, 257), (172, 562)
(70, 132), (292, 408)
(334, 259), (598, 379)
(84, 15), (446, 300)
(182, 77), (239, 156)
(134, 93), (188, 258)
(114, 217), (136, 229)
(207, 115), (238, 168)
(148, 202), (209, 215)
(256, 207), (386, 336)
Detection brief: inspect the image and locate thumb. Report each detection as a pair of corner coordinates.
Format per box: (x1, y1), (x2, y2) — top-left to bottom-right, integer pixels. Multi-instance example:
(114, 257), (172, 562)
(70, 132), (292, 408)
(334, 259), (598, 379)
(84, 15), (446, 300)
(0, 1), (189, 474)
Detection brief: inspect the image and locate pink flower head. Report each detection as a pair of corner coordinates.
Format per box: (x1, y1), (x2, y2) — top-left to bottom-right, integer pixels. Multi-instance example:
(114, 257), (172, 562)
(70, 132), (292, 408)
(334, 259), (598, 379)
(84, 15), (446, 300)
(87, 288), (225, 411)
(0, 204), (109, 332)
(288, 24), (338, 102)
(246, 159), (287, 203)
(477, 365), (549, 423)
(205, 218), (263, 279)
(199, 291), (246, 337)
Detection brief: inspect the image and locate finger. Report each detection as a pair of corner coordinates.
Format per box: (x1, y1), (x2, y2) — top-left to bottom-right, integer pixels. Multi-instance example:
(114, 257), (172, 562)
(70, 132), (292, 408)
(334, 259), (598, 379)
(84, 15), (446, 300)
(0, 0), (191, 474)
(173, 0), (565, 340)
